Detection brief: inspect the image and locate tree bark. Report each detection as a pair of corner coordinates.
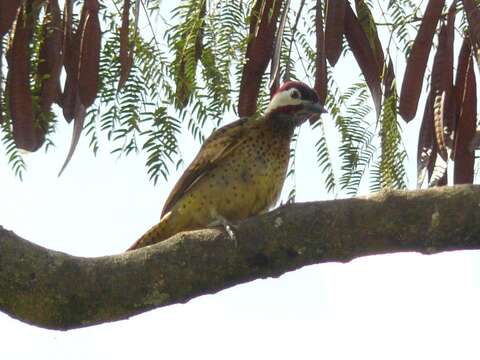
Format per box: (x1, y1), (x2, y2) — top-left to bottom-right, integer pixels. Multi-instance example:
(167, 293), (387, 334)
(1, 185), (479, 330)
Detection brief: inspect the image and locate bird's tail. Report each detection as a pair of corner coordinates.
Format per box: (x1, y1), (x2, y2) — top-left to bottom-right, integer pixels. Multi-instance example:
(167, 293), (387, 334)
(127, 212), (178, 251)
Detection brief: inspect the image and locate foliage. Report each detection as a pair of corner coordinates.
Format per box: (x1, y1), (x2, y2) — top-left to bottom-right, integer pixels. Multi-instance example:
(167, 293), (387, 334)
(0, 0), (478, 194)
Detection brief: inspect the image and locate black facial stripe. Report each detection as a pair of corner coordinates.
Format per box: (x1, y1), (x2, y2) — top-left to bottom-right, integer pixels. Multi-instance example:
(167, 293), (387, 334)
(298, 87), (319, 103)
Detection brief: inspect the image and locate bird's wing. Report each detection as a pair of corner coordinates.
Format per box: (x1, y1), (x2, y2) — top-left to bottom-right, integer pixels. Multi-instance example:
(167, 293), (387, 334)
(161, 117), (252, 216)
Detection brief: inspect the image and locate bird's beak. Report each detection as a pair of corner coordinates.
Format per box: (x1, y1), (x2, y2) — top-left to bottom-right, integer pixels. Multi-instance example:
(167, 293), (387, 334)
(304, 102), (327, 124)
(304, 102), (326, 114)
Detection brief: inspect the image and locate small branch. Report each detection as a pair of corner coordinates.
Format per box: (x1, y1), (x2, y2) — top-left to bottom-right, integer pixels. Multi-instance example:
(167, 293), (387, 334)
(285, 0), (305, 80)
(1, 185), (480, 330)
(375, 12), (450, 27)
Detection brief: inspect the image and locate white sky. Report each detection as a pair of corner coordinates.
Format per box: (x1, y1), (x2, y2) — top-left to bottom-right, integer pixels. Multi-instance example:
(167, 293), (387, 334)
(1, 0), (480, 359)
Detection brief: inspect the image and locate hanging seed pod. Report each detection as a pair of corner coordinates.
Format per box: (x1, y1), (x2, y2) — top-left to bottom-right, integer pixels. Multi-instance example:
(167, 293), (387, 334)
(37, 0), (63, 114)
(7, 4), (44, 151)
(61, 1), (84, 122)
(417, 93), (435, 187)
(343, 2), (382, 118)
(452, 36), (472, 150)
(399, 0), (445, 121)
(269, 0), (290, 97)
(58, 95), (86, 176)
(0, 0), (21, 37)
(314, 0), (327, 108)
(325, 0), (345, 66)
(119, 0), (132, 90)
(78, 0), (101, 108)
(354, 0), (384, 70)
(238, 0), (282, 117)
(462, 0), (480, 64)
(453, 47), (476, 184)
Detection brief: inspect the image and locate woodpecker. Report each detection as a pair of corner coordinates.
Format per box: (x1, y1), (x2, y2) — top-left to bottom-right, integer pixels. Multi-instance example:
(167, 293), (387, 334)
(128, 81), (324, 250)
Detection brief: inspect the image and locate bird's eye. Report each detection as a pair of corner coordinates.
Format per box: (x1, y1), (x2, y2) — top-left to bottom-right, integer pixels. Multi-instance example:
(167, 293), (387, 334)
(291, 90), (300, 99)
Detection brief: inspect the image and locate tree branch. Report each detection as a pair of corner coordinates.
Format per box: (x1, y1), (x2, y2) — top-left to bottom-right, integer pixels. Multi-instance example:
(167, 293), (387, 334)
(1, 185), (480, 330)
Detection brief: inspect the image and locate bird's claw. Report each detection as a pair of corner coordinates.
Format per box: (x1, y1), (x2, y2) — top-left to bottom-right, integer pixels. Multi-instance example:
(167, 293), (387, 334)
(224, 223), (238, 247)
(209, 216), (238, 247)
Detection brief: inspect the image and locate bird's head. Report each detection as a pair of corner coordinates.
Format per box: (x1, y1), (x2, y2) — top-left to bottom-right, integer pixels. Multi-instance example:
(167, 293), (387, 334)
(266, 81), (325, 124)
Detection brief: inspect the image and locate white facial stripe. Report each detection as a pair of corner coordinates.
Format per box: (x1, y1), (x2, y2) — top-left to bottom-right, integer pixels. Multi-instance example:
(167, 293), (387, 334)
(266, 88), (303, 113)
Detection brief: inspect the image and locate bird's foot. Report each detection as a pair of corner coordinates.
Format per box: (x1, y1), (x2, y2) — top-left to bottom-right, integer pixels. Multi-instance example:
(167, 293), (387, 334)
(208, 215), (238, 247)
(224, 223), (237, 246)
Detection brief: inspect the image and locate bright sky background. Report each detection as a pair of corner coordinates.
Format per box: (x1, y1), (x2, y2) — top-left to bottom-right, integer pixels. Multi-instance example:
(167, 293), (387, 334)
(1, 0), (480, 359)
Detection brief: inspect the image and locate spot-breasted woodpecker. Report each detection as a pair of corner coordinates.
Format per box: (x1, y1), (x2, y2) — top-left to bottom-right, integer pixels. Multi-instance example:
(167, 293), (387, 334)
(128, 81), (325, 250)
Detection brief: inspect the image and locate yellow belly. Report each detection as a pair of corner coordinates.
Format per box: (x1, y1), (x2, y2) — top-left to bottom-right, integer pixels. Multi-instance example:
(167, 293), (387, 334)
(171, 136), (290, 228)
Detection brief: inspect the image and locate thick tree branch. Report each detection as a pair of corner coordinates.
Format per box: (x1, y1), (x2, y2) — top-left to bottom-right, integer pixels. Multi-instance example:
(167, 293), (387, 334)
(1, 185), (480, 330)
